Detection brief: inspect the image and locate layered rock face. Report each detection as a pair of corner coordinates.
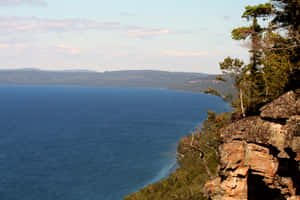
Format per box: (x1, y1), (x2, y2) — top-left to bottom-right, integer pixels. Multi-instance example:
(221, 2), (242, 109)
(204, 91), (300, 200)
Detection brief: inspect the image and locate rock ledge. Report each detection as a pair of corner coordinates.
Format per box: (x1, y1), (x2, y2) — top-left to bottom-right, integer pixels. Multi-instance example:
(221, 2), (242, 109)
(204, 91), (300, 200)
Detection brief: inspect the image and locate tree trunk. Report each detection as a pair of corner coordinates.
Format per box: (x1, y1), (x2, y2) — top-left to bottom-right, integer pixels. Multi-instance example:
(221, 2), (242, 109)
(187, 135), (213, 178)
(201, 154), (212, 178)
(240, 87), (246, 117)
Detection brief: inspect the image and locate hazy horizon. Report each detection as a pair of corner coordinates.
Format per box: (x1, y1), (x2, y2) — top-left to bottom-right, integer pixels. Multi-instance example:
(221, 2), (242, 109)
(0, 0), (268, 74)
(0, 67), (219, 74)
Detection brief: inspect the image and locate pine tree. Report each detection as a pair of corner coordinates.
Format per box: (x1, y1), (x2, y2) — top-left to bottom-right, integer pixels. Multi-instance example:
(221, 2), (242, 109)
(231, 3), (273, 114)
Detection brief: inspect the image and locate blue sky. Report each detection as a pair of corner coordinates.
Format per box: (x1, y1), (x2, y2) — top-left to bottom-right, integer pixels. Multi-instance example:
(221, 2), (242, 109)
(0, 0), (268, 73)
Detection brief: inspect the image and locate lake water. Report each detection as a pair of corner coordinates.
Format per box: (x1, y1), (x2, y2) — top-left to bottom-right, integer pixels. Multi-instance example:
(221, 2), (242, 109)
(0, 85), (230, 200)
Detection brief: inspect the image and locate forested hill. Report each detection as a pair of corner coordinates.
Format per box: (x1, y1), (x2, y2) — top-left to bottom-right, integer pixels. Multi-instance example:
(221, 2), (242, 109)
(0, 69), (235, 95)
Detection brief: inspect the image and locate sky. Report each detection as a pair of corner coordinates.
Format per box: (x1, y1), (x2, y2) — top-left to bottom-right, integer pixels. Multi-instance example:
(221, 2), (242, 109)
(0, 0), (268, 74)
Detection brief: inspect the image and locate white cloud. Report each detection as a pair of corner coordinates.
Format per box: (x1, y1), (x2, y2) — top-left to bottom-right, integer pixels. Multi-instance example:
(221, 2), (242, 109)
(0, 16), (121, 34)
(55, 44), (82, 55)
(0, 44), (9, 48)
(223, 16), (231, 21)
(0, 0), (47, 6)
(128, 29), (170, 38)
(0, 16), (176, 40)
(120, 12), (135, 17)
(163, 50), (209, 57)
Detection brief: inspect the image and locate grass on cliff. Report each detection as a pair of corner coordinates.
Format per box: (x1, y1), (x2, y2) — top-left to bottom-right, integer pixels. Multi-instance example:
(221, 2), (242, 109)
(124, 112), (232, 200)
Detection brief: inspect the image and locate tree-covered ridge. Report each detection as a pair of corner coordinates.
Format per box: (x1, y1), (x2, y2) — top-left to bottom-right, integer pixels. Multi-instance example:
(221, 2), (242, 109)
(0, 69), (236, 95)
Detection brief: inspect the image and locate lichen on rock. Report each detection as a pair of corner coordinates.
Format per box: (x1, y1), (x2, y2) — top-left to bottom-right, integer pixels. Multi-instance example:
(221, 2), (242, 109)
(259, 91), (297, 121)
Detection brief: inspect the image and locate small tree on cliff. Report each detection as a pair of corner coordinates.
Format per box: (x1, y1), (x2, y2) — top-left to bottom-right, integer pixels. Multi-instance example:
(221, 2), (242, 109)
(219, 57), (247, 117)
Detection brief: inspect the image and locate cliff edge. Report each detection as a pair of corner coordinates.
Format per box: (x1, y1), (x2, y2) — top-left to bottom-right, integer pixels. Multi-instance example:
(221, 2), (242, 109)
(204, 91), (300, 200)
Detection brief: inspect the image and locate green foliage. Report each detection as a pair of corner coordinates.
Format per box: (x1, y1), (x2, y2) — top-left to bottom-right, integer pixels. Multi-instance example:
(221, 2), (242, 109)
(123, 112), (232, 200)
(203, 88), (221, 97)
(262, 51), (292, 101)
(242, 3), (273, 20)
(218, 57), (248, 114)
(215, 76), (226, 82)
(222, 94), (233, 102)
(206, 110), (216, 121)
(272, 0), (300, 31)
(269, 0), (300, 91)
(219, 57), (244, 79)
(232, 27), (253, 40)
(219, 0), (300, 115)
(176, 74), (237, 97)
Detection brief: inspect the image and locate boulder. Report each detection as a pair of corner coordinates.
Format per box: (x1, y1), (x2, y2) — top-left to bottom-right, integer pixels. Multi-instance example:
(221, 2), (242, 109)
(260, 91), (297, 120)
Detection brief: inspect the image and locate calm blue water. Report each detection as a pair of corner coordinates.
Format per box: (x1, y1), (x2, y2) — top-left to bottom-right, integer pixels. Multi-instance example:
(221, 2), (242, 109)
(0, 85), (230, 200)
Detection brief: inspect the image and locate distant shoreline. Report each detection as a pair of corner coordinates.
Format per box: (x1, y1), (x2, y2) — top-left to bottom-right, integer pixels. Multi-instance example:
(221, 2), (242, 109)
(0, 83), (225, 97)
(0, 69), (236, 96)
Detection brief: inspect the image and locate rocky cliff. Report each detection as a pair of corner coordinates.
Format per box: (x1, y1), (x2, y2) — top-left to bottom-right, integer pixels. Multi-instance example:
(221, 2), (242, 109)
(204, 91), (300, 200)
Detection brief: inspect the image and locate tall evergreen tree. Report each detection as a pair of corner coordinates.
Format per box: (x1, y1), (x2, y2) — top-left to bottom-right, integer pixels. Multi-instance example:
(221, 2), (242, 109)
(226, 3), (273, 114)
